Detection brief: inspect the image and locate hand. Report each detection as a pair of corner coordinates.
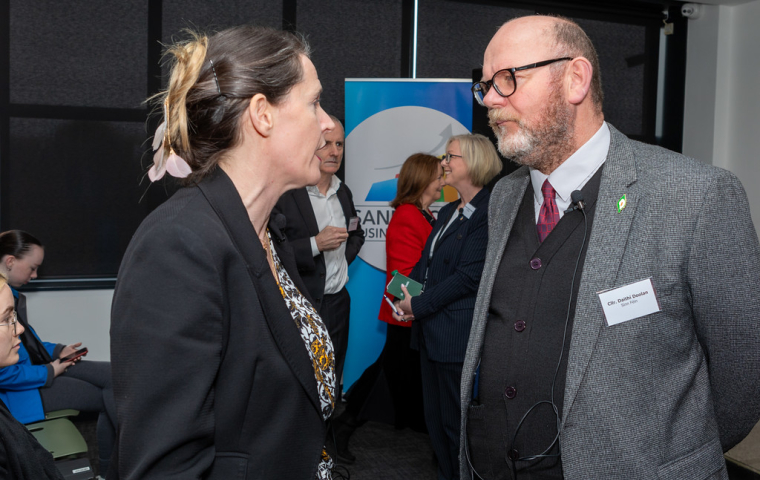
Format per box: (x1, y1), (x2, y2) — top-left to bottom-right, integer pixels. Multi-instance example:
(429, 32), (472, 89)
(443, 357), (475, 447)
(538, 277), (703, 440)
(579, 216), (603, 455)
(315, 226), (349, 252)
(59, 342), (82, 360)
(51, 359), (75, 377)
(394, 285), (415, 322)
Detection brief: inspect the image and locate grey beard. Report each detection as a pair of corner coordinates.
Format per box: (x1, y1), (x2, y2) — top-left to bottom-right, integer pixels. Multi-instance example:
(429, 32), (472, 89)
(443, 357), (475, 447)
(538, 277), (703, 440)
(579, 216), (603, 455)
(489, 92), (575, 174)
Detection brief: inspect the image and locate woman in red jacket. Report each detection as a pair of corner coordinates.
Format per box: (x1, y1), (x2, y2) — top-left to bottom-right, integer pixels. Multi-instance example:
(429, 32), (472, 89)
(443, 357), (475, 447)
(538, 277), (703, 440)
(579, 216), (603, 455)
(333, 153), (443, 462)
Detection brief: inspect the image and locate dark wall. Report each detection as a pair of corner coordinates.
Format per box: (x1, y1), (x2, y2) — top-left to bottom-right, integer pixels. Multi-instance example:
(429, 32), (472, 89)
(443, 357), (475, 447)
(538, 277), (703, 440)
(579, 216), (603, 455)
(0, 0), (684, 287)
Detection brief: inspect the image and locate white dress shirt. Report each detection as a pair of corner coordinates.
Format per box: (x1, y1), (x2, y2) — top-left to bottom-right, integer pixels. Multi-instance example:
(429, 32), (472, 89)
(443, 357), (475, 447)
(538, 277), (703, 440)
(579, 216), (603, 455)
(530, 122), (610, 221)
(307, 175), (349, 295)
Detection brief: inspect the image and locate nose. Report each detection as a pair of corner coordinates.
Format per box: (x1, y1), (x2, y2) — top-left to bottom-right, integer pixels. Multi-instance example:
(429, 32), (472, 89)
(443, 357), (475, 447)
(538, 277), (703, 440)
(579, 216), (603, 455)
(325, 143), (339, 158)
(319, 106), (335, 132)
(16, 321), (24, 336)
(483, 85), (507, 109)
(31, 271), (37, 280)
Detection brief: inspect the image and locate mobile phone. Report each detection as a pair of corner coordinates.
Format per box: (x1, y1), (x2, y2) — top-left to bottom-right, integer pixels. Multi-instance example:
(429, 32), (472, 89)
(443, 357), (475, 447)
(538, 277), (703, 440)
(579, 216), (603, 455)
(61, 347), (88, 362)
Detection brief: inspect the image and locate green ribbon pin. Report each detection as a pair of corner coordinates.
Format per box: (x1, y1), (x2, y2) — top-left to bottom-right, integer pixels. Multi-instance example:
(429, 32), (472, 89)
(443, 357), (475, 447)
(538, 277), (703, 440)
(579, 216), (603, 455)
(617, 194), (627, 213)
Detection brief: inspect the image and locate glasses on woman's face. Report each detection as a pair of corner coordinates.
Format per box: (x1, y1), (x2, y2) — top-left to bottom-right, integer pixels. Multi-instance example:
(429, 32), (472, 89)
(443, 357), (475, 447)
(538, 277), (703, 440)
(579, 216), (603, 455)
(0, 311), (18, 335)
(471, 57), (574, 106)
(443, 153), (463, 164)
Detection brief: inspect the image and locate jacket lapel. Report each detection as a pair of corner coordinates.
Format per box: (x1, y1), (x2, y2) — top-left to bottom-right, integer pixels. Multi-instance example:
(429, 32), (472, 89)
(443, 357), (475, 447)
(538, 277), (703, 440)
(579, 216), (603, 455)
(198, 169), (321, 414)
(293, 188), (320, 236)
(336, 184), (353, 229)
(562, 125), (639, 419)
(438, 188), (490, 244)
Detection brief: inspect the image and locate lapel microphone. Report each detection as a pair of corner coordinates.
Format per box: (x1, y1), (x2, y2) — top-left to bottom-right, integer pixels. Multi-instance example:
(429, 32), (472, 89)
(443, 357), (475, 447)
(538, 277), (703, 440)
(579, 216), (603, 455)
(564, 190), (585, 213)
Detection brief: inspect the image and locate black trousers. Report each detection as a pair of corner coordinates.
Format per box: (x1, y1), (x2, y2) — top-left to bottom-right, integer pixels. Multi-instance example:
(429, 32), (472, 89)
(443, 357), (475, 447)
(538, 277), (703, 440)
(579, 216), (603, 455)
(319, 287), (350, 397)
(39, 360), (116, 473)
(420, 345), (463, 480)
(344, 323), (426, 430)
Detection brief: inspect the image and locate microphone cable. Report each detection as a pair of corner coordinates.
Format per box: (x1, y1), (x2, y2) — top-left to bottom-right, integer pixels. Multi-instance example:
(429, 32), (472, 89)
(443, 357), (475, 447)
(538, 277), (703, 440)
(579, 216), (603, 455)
(464, 191), (587, 480)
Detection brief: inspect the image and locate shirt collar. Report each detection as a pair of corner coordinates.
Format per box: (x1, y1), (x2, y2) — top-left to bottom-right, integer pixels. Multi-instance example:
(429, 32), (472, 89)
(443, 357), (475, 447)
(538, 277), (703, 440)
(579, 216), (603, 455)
(306, 174), (341, 198)
(530, 121), (610, 204)
(10, 287), (19, 299)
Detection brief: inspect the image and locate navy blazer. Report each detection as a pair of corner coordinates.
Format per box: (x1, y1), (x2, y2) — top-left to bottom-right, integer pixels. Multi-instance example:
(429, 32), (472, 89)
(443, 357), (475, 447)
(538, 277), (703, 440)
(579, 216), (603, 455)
(410, 188), (490, 363)
(273, 182), (365, 308)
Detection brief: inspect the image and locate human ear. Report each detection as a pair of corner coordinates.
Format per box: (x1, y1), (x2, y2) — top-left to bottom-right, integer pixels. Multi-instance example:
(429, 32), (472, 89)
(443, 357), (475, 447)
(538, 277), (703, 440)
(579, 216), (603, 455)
(565, 57), (593, 105)
(2, 256), (14, 272)
(246, 93), (274, 137)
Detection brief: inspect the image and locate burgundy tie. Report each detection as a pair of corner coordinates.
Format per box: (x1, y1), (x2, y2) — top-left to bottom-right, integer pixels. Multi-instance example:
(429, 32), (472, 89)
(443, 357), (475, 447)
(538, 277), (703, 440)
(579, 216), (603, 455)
(537, 179), (559, 243)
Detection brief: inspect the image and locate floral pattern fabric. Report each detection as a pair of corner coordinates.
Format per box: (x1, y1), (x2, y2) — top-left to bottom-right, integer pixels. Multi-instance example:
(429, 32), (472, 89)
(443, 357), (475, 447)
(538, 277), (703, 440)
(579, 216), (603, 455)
(269, 232), (335, 479)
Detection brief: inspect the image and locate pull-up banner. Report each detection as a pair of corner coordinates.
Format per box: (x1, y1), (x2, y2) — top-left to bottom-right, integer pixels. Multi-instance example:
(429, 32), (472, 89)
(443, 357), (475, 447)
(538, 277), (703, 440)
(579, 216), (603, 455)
(343, 79), (472, 390)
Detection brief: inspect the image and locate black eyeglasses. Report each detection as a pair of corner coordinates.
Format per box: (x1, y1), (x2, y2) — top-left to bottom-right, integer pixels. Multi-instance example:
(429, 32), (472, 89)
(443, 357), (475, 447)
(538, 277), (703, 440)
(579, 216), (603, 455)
(471, 57), (573, 106)
(442, 153), (463, 164)
(0, 311), (18, 335)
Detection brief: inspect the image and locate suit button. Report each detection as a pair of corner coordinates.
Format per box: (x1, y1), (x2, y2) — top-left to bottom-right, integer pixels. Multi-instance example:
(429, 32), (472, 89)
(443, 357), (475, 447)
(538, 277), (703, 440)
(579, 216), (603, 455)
(504, 386), (517, 399)
(457, 234), (462, 240)
(444, 258), (450, 264)
(514, 320), (526, 332)
(529, 258), (542, 270)
(508, 448), (520, 461)
(319, 273), (325, 278)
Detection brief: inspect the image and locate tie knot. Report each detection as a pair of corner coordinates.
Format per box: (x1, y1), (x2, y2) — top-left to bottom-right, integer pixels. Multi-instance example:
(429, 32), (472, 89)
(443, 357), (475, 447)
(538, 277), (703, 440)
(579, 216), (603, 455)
(541, 179), (556, 200)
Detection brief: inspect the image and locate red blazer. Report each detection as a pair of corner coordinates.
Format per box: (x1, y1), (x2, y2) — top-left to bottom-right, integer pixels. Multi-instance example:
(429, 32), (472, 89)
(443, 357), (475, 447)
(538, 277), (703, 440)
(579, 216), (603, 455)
(379, 203), (434, 326)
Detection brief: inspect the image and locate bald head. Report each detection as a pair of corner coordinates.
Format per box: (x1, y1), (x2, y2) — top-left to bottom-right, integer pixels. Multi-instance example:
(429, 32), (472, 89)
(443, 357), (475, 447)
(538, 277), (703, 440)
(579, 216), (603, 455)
(480, 15), (604, 174)
(486, 15), (603, 113)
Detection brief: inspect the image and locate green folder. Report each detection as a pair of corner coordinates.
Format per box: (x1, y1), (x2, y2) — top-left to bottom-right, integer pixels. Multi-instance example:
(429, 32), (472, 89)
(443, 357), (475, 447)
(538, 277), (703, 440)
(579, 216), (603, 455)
(386, 270), (423, 299)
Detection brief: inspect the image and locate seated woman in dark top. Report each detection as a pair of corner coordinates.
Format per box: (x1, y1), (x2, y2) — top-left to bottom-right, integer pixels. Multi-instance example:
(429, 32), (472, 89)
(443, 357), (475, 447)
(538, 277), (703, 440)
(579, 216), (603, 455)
(0, 271), (65, 479)
(0, 229), (115, 475)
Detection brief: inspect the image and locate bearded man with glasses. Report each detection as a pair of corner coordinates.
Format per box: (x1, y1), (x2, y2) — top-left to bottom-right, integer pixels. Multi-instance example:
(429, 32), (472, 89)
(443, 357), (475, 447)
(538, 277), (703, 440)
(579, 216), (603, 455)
(459, 14), (760, 480)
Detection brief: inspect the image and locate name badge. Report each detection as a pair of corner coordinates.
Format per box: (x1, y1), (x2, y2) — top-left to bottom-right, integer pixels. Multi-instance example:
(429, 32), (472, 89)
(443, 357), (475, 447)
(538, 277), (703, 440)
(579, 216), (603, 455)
(597, 277), (661, 326)
(348, 216), (360, 231)
(462, 203), (476, 219)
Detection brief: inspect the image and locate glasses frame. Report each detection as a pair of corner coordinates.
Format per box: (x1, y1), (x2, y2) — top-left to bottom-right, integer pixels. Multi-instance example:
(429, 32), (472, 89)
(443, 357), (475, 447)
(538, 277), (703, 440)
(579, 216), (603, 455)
(471, 57), (574, 106)
(443, 153), (463, 164)
(0, 311), (18, 335)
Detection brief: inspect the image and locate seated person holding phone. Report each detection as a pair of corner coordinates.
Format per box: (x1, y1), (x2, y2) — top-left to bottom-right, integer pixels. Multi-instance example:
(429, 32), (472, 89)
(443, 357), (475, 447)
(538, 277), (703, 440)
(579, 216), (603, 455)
(0, 230), (116, 475)
(0, 271), (65, 480)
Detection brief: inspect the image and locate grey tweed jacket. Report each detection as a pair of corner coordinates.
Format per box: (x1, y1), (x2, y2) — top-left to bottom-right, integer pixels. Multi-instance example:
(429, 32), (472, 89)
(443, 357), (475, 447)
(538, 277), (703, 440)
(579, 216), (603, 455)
(460, 124), (760, 480)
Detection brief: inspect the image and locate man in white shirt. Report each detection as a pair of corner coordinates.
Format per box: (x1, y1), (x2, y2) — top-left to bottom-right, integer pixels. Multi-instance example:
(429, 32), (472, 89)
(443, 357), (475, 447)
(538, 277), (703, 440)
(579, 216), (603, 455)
(274, 116), (365, 398)
(460, 15), (760, 480)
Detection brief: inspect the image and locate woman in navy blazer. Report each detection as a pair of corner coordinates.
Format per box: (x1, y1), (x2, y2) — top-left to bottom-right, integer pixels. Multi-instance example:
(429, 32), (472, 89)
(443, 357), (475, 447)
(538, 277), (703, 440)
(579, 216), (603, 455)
(395, 134), (501, 480)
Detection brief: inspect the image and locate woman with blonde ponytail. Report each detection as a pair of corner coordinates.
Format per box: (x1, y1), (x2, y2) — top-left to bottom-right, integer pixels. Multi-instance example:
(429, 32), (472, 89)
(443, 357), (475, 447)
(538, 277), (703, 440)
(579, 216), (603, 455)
(111, 25), (337, 480)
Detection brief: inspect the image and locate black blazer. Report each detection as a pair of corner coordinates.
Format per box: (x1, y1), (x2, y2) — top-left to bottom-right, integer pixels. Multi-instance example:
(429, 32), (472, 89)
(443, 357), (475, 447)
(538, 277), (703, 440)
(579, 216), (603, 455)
(273, 182), (365, 308)
(110, 168), (327, 480)
(409, 188), (490, 363)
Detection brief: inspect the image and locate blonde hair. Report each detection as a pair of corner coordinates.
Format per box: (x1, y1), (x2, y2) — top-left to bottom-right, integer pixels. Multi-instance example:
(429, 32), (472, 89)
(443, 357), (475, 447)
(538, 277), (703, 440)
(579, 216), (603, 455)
(151, 26), (311, 184)
(160, 33), (209, 158)
(0, 271), (8, 291)
(446, 134), (501, 187)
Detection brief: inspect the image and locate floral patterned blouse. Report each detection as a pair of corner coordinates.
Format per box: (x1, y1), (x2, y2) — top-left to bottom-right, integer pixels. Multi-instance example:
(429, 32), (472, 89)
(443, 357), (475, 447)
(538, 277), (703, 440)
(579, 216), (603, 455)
(269, 231), (336, 479)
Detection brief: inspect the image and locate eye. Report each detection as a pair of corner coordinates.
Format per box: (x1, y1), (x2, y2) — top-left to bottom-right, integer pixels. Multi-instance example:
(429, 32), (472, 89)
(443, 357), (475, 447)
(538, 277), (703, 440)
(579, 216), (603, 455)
(335, 142), (344, 148)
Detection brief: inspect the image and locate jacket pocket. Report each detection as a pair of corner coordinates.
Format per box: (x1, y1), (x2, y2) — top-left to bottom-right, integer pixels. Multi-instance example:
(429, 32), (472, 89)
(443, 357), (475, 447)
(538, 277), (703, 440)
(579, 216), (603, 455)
(204, 452), (249, 480)
(464, 403), (495, 479)
(657, 438), (727, 480)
